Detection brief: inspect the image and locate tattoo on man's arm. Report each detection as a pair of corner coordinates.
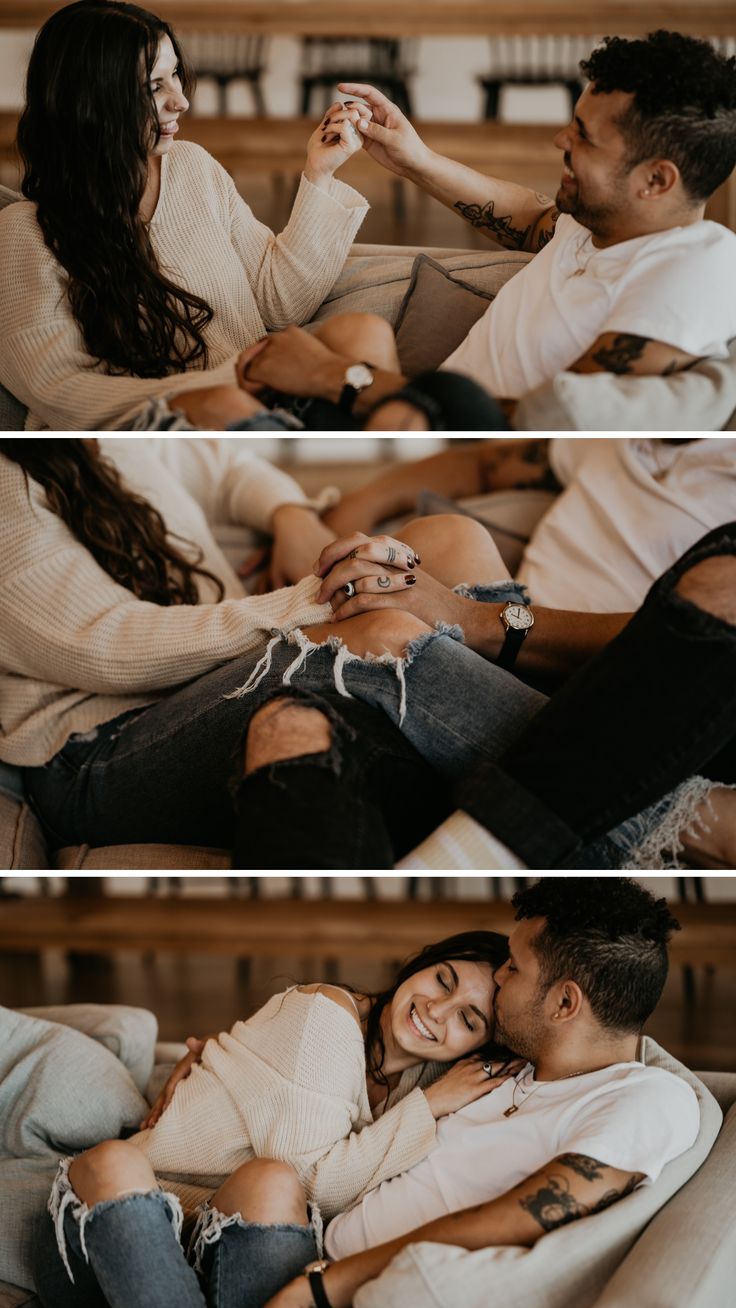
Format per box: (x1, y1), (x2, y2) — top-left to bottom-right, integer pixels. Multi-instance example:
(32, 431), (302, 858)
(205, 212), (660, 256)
(453, 199), (531, 251)
(591, 334), (649, 374)
(481, 440), (561, 494)
(556, 1154), (605, 1181)
(532, 207), (560, 252)
(520, 1165), (640, 1234)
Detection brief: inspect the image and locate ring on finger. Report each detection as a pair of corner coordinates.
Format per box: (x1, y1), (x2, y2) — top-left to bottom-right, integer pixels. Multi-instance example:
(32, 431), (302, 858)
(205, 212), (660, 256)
(482, 1062), (494, 1077)
(343, 581), (356, 598)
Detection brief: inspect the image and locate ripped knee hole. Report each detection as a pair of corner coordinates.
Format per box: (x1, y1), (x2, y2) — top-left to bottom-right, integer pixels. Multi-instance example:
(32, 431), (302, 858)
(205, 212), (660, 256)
(245, 699), (333, 775)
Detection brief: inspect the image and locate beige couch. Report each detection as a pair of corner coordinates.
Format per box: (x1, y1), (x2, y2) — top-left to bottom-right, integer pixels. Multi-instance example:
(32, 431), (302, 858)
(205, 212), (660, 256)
(0, 1004), (733, 1308)
(1, 179), (735, 430)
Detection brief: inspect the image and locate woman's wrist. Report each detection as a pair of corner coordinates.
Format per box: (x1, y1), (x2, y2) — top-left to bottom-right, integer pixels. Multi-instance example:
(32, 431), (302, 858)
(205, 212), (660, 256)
(303, 163), (332, 191)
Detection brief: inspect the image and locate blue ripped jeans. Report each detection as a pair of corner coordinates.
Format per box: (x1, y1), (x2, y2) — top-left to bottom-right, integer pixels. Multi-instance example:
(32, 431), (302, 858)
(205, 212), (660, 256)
(23, 579), (710, 870)
(33, 1163), (318, 1308)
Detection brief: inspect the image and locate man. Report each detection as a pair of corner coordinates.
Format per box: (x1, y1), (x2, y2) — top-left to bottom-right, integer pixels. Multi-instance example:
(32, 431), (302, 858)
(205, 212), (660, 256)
(263, 878), (701, 1308)
(235, 31), (736, 427)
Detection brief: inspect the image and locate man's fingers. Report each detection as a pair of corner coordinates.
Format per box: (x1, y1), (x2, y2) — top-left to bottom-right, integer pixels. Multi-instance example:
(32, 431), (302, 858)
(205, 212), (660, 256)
(338, 82), (392, 112)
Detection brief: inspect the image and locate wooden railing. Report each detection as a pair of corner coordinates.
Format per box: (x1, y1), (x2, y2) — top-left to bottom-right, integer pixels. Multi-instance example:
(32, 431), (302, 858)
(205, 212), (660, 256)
(2, 2), (736, 38)
(1, 896), (735, 969)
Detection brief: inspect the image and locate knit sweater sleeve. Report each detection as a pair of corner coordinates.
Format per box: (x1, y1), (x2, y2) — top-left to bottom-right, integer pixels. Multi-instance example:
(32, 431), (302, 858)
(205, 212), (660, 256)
(226, 169), (369, 330)
(300, 1087), (437, 1219)
(0, 465), (330, 693)
(0, 203), (241, 431)
(149, 437), (310, 534)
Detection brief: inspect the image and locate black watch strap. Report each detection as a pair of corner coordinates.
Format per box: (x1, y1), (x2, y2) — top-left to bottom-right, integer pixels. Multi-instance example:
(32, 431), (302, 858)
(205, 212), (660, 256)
(497, 626), (526, 671)
(307, 1270), (333, 1308)
(338, 382), (360, 413)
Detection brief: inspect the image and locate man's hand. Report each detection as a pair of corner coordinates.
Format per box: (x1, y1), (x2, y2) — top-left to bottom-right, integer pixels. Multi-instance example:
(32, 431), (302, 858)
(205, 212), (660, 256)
(265, 1275), (314, 1308)
(169, 384), (266, 430)
(337, 83), (433, 180)
(237, 326), (346, 400)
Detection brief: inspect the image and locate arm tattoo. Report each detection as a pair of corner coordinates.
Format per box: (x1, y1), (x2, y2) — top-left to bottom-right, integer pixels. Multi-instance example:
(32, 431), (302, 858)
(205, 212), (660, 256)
(520, 1165), (640, 1234)
(591, 333), (649, 375)
(556, 1154), (605, 1181)
(481, 440), (561, 494)
(535, 209), (560, 251)
(453, 199), (531, 251)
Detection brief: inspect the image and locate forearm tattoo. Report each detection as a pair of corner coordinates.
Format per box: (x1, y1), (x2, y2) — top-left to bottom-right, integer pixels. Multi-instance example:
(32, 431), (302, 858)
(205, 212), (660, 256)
(482, 439), (561, 493)
(454, 199), (532, 251)
(591, 334), (649, 374)
(520, 1158), (639, 1234)
(534, 208), (560, 251)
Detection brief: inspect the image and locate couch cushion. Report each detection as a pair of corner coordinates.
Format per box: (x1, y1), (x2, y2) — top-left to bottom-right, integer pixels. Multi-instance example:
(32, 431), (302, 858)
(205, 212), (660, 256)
(0, 795), (49, 871)
(593, 1100), (736, 1308)
(394, 254), (494, 375)
(18, 1005), (158, 1095)
(310, 247), (530, 330)
(54, 842), (231, 869)
(0, 1007), (148, 1289)
(354, 1038), (722, 1308)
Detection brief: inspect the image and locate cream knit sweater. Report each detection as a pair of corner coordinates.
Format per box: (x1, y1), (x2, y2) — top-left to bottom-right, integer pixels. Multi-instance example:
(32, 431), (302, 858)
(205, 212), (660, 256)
(132, 987), (439, 1220)
(0, 438), (332, 767)
(0, 141), (368, 430)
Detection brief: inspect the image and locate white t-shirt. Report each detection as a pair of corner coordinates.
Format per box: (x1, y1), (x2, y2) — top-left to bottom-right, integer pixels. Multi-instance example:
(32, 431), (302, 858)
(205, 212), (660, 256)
(442, 216), (736, 399)
(517, 437), (736, 611)
(325, 1061), (699, 1260)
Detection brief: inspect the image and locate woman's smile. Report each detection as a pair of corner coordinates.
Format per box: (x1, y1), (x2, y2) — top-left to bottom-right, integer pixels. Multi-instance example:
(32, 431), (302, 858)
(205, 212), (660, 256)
(408, 1004), (436, 1042)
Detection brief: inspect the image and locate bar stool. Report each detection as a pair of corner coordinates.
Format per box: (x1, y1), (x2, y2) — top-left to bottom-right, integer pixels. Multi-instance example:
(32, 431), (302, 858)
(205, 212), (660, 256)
(478, 35), (591, 121)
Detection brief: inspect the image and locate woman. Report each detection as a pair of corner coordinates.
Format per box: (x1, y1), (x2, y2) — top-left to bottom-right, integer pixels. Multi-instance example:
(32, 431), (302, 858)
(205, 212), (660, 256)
(1, 436), (723, 871)
(0, 0), (388, 431)
(36, 932), (515, 1308)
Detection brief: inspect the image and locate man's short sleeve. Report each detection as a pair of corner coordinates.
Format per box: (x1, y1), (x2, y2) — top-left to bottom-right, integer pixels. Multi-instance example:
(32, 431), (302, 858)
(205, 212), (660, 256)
(601, 225), (736, 359)
(557, 1071), (700, 1183)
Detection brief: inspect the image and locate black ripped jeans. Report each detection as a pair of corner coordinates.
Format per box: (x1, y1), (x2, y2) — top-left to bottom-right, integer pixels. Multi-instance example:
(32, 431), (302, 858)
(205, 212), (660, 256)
(454, 523), (736, 868)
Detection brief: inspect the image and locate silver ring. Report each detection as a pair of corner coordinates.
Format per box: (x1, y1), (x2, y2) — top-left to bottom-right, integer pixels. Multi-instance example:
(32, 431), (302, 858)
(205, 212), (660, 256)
(483, 1062), (494, 1076)
(343, 581), (356, 598)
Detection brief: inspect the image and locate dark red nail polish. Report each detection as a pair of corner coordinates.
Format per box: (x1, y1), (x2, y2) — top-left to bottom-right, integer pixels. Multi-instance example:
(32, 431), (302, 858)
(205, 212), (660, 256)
(321, 135), (327, 142)
(405, 575), (417, 585)
(407, 557), (415, 568)
(414, 554), (422, 565)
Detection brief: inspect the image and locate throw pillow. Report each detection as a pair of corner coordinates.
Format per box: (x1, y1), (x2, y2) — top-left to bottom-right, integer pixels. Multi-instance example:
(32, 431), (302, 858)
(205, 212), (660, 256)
(394, 255), (494, 375)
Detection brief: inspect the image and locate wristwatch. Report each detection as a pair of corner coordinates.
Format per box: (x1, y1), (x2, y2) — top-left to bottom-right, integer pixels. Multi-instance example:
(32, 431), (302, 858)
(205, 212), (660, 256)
(339, 361), (375, 413)
(304, 1259), (333, 1308)
(497, 601), (535, 670)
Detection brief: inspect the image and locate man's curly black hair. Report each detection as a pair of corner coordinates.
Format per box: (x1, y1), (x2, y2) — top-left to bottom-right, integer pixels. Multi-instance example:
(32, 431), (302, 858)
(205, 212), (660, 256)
(580, 30), (736, 202)
(512, 878), (680, 1034)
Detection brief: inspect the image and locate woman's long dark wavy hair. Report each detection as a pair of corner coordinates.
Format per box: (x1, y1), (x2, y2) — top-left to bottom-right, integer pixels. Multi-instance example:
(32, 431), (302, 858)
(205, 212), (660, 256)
(17, 0), (214, 378)
(365, 931), (511, 1091)
(0, 439), (224, 606)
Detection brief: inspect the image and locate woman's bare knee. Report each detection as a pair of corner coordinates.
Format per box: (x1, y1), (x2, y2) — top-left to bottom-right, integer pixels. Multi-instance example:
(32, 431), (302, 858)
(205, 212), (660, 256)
(245, 697), (332, 775)
(675, 554), (736, 625)
(69, 1140), (156, 1206)
(211, 1158), (308, 1224)
(313, 311), (398, 370)
(401, 514), (507, 587)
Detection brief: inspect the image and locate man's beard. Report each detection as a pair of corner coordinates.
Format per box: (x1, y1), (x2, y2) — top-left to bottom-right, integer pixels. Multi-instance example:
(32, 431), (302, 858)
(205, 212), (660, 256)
(555, 181), (621, 237)
(494, 999), (546, 1064)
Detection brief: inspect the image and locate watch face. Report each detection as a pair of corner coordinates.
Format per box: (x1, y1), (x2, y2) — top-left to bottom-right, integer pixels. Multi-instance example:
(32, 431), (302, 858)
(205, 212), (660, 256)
(505, 604), (534, 631)
(345, 363), (374, 390)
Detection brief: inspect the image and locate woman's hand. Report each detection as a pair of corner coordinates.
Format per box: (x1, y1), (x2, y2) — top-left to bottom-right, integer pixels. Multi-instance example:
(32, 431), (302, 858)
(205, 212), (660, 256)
(337, 83), (432, 179)
(304, 100), (370, 185)
(314, 532), (473, 629)
(423, 1057), (526, 1120)
(139, 1036), (207, 1130)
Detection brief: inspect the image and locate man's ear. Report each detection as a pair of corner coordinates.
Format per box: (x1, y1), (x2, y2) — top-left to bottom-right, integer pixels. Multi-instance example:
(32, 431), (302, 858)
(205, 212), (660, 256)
(637, 158), (680, 200)
(550, 980), (585, 1024)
